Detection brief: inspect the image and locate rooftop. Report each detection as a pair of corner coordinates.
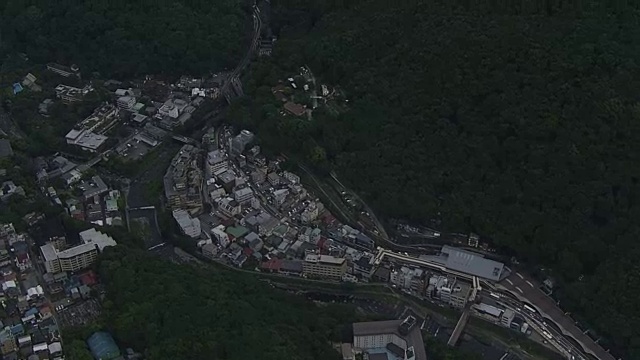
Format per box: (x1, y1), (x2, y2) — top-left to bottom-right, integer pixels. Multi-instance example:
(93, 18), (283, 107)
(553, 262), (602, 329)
(440, 246), (506, 281)
(353, 320), (426, 360)
(304, 254), (345, 265)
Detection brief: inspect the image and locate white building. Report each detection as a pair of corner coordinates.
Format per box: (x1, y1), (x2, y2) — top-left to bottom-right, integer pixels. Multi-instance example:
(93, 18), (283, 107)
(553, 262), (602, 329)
(207, 150), (228, 175)
(233, 187), (254, 205)
(65, 129), (108, 152)
(172, 209), (201, 238)
(117, 96), (136, 111)
(158, 98), (189, 119)
(211, 224), (230, 248)
(40, 229), (116, 273)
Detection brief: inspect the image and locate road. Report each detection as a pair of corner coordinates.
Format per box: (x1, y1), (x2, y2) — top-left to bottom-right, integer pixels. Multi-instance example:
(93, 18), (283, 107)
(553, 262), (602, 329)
(496, 273), (612, 360)
(221, 5), (262, 98)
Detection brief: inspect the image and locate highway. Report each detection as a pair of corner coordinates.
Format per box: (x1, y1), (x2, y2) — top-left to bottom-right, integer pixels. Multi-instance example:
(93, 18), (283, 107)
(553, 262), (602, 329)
(497, 273), (613, 360)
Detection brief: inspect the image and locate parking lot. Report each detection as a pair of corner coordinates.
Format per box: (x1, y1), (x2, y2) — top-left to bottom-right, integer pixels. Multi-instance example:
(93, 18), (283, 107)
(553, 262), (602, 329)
(57, 298), (101, 327)
(117, 137), (153, 161)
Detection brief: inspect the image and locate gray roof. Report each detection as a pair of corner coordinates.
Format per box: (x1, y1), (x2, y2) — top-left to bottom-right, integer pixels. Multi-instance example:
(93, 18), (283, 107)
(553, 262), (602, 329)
(353, 320), (401, 336)
(353, 320), (426, 360)
(440, 246), (505, 281)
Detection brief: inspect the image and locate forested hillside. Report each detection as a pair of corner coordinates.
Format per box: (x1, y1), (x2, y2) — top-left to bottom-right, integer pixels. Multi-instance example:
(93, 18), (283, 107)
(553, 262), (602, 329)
(98, 247), (343, 360)
(240, 1), (640, 357)
(0, 0), (249, 77)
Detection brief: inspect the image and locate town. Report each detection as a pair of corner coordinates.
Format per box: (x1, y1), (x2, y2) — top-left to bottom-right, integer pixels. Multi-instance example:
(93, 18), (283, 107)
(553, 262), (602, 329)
(0, 18), (612, 360)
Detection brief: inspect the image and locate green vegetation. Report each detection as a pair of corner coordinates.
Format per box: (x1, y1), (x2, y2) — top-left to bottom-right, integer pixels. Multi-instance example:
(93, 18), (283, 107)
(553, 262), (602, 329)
(423, 336), (481, 360)
(0, 0), (249, 77)
(227, 1), (640, 357)
(97, 246), (351, 359)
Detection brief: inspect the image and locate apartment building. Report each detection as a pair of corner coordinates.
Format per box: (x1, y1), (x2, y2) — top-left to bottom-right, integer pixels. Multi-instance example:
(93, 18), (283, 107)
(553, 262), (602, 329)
(172, 209), (201, 238)
(207, 150), (228, 175)
(40, 229), (116, 274)
(117, 96), (136, 111)
(302, 254), (347, 280)
(55, 84), (93, 104)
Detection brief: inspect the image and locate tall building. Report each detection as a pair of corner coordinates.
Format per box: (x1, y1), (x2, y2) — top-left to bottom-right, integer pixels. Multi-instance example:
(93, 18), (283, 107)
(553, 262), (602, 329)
(172, 209), (201, 238)
(229, 130), (254, 156)
(302, 254), (347, 280)
(40, 229), (116, 274)
(117, 96), (136, 111)
(207, 150), (228, 175)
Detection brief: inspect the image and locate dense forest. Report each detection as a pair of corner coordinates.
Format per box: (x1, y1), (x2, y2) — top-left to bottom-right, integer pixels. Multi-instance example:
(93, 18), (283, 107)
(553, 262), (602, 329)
(97, 246), (346, 360)
(229, 0), (640, 357)
(0, 0), (250, 77)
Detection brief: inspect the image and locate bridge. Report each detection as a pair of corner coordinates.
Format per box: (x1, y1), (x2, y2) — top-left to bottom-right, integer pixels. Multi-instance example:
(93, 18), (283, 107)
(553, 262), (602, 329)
(448, 307), (471, 346)
(172, 134), (197, 145)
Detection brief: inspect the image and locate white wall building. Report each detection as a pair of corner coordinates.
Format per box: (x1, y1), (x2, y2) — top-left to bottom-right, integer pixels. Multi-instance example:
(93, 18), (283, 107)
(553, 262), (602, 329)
(172, 209), (201, 238)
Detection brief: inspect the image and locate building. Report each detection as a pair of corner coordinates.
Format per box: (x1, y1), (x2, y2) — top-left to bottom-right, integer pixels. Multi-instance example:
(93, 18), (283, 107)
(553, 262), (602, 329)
(421, 245), (507, 281)
(229, 130), (254, 156)
(233, 187), (254, 205)
(54, 84), (93, 104)
(302, 254), (347, 280)
(251, 170), (266, 184)
(352, 318), (427, 360)
(40, 229), (116, 273)
(158, 98), (189, 119)
(207, 150), (228, 175)
(163, 145), (203, 211)
(284, 102), (306, 117)
(87, 332), (120, 360)
(117, 96), (136, 111)
(202, 243), (218, 259)
(0, 327), (17, 355)
(427, 275), (471, 308)
(211, 224), (230, 248)
(47, 63), (80, 77)
(217, 197), (241, 217)
(267, 172), (281, 186)
(65, 129), (108, 152)
(172, 209), (201, 238)
(78, 176), (109, 200)
(501, 308), (515, 328)
(282, 171), (300, 184)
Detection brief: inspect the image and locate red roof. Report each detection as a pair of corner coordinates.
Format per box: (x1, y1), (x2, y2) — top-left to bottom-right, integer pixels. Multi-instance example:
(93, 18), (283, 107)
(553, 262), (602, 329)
(260, 258), (282, 272)
(243, 247), (254, 257)
(16, 253), (29, 263)
(317, 237), (327, 250)
(79, 271), (97, 286)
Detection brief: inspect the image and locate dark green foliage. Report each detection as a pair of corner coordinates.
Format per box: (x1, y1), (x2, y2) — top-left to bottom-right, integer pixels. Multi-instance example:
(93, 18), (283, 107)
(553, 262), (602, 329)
(232, 1), (640, 357)
(0, 0), (248, 77)
(98, 246), (342, 360)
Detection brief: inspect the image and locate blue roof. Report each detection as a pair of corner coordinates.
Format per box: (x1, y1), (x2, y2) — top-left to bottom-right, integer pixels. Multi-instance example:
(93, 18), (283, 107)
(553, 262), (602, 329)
(10, 323), (24, 335)
(12, 83), (23, 94)
(87, 331), (120, 360)
(25, 308), (38, 317)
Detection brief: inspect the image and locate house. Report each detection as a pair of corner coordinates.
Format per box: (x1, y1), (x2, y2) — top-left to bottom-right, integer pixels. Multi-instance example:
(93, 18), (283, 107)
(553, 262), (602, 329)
(284, 102), (306, 117)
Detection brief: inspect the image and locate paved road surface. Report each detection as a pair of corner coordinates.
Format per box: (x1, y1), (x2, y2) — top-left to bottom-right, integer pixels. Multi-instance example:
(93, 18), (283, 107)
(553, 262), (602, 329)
(499, 272), (613, 360)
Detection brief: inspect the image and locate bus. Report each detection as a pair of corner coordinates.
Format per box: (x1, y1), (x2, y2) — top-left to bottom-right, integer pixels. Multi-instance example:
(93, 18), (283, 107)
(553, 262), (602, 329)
(523, 304), (537, 313)
(489, 292), (500, 300)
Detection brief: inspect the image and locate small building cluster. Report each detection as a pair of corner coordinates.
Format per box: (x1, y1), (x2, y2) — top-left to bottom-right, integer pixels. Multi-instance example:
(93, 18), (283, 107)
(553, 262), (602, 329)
(164, 145), (203, 213)
(0, 224), (62, 360)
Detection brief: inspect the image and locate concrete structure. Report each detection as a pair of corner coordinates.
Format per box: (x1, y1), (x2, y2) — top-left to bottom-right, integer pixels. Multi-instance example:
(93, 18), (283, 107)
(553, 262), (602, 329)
(172, 209), (201, 238)
(352, 318), (427, 360)
(55, 84), (93, 104)
(117, 95), (136, 111)
(229, 130), (254, 156)
(501, 308), (515, 328)
(233, 187), (254, 205)
(40, 229), (116, 273)
(65, 129), (108, 152)
(207, 150), (228, 175)
(302, 254), (347, 280)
